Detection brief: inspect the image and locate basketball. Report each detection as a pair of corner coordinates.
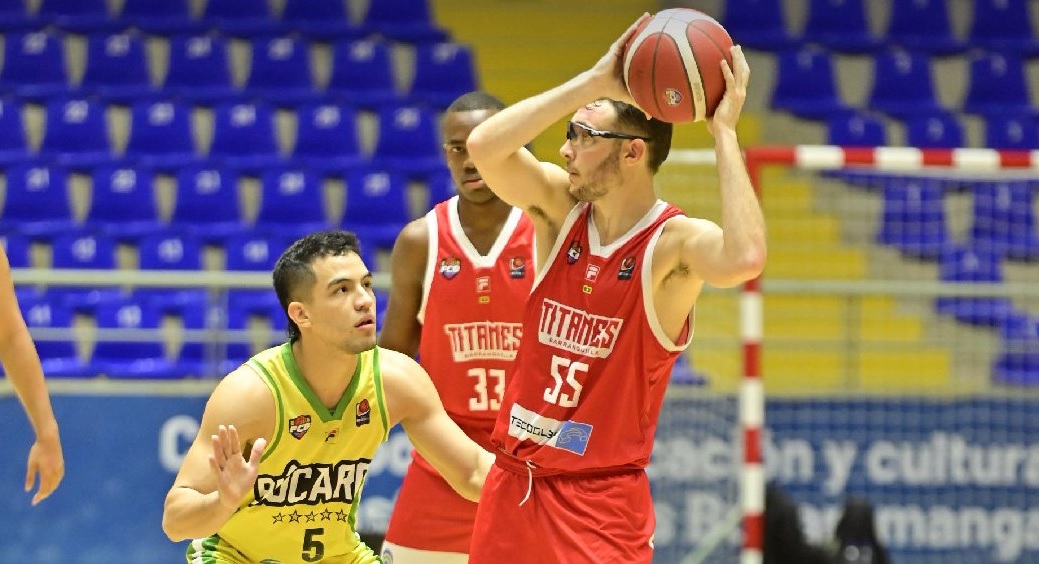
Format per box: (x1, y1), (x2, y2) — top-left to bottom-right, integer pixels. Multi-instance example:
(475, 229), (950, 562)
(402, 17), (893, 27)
(622, 9), (734, 123)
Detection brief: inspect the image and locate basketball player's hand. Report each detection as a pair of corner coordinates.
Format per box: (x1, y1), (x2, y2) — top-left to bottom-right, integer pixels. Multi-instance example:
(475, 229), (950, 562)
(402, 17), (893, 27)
(707, 45), (749, 138)
(590, 12), (651, 107)
(25, 430), (64, 506)
(208, 424), (267, 510)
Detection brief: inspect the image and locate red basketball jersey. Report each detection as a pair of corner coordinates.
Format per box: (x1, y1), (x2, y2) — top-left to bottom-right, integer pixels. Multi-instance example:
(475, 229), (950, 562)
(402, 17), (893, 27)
(418, 197), (536, 453)
(491, 201), (690, 473)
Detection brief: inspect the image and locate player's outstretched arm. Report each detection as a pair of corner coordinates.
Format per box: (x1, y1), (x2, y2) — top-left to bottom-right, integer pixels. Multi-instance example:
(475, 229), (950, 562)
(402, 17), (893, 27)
(0, 246), (63, 506)
(380, 349), (494, 501)
(162, 367), (273, 541)
(379, 218), (428, 357)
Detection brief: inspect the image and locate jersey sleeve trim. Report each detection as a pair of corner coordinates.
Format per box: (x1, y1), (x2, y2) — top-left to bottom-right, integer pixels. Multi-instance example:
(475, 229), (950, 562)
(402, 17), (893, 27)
(372, 347), (391, 442)
(246, 358), (285, 462)
(417, 207), (439, 325)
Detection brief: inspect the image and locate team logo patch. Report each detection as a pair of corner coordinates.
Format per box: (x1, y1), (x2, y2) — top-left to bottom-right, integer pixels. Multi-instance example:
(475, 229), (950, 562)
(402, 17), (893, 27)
(663, 88), (683, 107)
(439, 257), (461, 279)
(509, 256), (526, 278)
(618, 256), (636, 280)
(288, 414), (311, 439)
(566, 240), (582, 264)
(356, 398), (371, 427)
(553, 420), (593, 456)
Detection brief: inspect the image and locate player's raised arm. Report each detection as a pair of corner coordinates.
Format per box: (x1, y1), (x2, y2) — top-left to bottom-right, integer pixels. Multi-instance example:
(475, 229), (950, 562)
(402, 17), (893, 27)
(379, 218), (428, 357)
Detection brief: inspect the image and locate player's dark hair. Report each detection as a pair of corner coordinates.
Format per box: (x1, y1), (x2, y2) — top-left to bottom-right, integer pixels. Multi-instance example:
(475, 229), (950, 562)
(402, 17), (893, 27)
(446, 91), (506, 113)
(273, 230), (364, 342)
(604, 99), (673, 173)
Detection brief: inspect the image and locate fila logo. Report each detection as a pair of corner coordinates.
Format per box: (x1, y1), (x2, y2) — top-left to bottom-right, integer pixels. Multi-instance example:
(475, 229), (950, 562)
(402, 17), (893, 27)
(585, 264), (600, 282)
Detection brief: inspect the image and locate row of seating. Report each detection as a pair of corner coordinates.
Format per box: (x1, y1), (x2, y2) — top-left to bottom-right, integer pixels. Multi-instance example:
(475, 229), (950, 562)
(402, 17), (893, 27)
(826, 110), (1039, 151)
(1, 0), (447, 43)
(724, 0), (1039, 56)
(0, 31), (476, 109)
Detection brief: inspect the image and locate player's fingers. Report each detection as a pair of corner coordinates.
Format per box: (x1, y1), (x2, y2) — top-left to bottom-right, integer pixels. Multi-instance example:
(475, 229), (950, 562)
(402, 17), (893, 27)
(33, 474), (57, 505)
(614, 12), (651, 53)
(731, 45), (750, 86)
(211, 433), (227, 466)
(24, 462), (37, 493)
(249, 438), (268, 469)
(226, 425), (241, 456)
(217, 425), (235, 459)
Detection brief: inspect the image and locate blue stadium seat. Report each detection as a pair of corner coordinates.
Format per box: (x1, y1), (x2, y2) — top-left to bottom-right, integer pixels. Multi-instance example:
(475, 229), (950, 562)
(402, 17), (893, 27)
(969, 180), (1039, 261)
(0, 0), (38, 31)
(1, 233), (31, 269)
(0, 162), (75, 241)
(876, 177), (951, 260)
(91, 297), (185, 379)
(46, 230), (123, 313)
(290, 102), (364, 175)
(826, 110), (887, 147)
(79, 32), (154, 104)
(119, 0), (199, 34)
(37, 0), (117, 33)
(133, 230), (209, 314)
(903, 110), (964, 149)
(934, 245), (1014, 328)
(0, 97), (32, 168)
(983, 112), (1039, 151)
(426, 169), (456, 208)
(245, 35), (319, 107)
(968, 0), (1039, 57)
(770, 46), (849, 120)
(0, 31), (68, 102)
(18, 298), (92, 378)
(280, 0), (358, 41)
(86, 165), (162, 242)
(326, 39), (400, 110)
(124, 99), (198, 172)
(163, 34), (238, 106)
(372, 104), (444, 177)
(993, 312), (1039, 386)
(409, 42), (478, 110)
(222, 232), (288, 327)
(962, 52), (1033, 117)
(802, 0), (880, 53)
(39, 97), (115, 171)
(199, 0), (280, 37)
(254, 167), (330, 239)
(867, 49), (942, 120)
(884, 0), (965, 55)
(342, 167), (411, 251)
(721, 0), (794, 51)
(170, 165), (243, 245)
(208, 101), (281, 173)
(360, 0), (449, 44)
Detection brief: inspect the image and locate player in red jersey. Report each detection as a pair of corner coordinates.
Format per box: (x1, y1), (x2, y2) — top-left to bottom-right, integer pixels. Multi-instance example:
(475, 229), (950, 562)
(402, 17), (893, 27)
(464, 15), (765, 564)
(379, 91), (536, 564)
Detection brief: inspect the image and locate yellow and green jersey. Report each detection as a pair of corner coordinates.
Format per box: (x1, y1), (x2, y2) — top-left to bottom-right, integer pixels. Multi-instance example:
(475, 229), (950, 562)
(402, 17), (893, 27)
(187, 343), (390, 564)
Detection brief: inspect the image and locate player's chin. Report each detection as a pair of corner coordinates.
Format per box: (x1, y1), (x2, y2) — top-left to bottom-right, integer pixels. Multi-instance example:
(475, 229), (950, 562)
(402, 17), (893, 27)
(346, 335), (378, 355)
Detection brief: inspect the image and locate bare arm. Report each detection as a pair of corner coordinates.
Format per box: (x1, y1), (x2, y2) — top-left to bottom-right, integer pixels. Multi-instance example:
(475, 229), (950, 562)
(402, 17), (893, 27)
(380, 349), (493, 501)
(378, 218), (428, 357)
(162, 367), (273, 541)
(0, 247), (63, 506)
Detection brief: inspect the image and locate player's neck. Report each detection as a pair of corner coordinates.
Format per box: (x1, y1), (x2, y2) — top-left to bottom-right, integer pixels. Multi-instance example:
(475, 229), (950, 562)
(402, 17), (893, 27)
(589, 182), (657, 246)
(457, 197), (514, 254)
(291, 339), (358, 408)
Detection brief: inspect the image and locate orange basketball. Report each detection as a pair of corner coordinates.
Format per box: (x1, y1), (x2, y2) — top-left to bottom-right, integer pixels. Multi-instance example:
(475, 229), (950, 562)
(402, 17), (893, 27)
(622, 9), (734, 123)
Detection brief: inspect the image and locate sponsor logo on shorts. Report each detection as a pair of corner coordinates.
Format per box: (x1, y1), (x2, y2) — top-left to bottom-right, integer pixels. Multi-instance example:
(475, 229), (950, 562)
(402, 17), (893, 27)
(288, 414), (311, 439)
(508, 404), (593, 456)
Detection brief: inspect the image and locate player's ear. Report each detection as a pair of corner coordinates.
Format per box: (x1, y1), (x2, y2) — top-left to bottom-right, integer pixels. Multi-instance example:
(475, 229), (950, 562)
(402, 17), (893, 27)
(623, 139), (646, 165)
(288, 301), (310, 329)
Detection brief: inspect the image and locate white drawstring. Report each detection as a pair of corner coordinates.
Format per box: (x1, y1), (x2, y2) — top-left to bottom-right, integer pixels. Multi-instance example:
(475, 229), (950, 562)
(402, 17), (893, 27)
(518, 460), (535, 506)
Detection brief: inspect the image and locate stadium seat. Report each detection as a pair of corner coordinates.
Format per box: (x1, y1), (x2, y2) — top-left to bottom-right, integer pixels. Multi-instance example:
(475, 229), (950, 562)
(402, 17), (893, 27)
(983, 112), (1039, 151)
(170, 165), (243, 245)
(37, 0), (117, 33)
(280, 0), (358, 41)
(1, 233), (31, 269)
(967, 0), (1039, 57)
(0, 97), (32, 168)
(721, 0), (794, 51)
(91, 297), (185, 379)
(408, 42), (478, 110)
(802, 0), (880, 53)
(826, 110), (887, 147)
(163, 34), (239, 106)
(244, 35), (319, 107)
(934, 244), (1014, 328)
(903, 110), (964, 149)
(85, 165), (162, 242)
(0, 31), (68, 102)
(208, 101), (281, 173)
(79, 31), (155, 104)
(867, 49), (943, 120)
(962, 52), (1033, 117)
(222, 232), (288, 327)
(0, 0), (38, 31)
(969, 180), (1039, 261)
(360, 0), (449, 44)
(254, 167), (330, 239)
(133, 230), (209, 314)
(325, 39), (400, 110)
(426, 169), (456, 208)
(119, 0), (199, 35)
(993, 312), (1039, 386)
(342, 167), (411, 252)
(372, 105), (444, 177)
(290, 103), (364, 175)
(124, 99), (198, 172)
(199, 0), (280, 37)
(39, 97), (115, 171)
(876, 177), (951, 260)
(770, 46), (849, 120)
(884, 0), (965, 55)
(46, 230), (123, 313)
(18, 298), (93, 378)
(0, 162), (76, 241)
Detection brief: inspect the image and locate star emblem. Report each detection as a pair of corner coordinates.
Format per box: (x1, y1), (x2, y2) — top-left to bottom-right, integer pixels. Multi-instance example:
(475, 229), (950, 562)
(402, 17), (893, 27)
(271, 513), (285, 524)
(288, 510), (302, 523)
(319, 509), (333, 522)
(335, 509), (348, 522)
(305, 511), (316, 522)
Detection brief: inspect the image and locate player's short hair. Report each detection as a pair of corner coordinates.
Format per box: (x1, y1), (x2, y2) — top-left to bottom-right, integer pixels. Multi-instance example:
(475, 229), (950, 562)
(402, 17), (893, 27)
(273, 230), (364, 342)
(602, 98), (673, 174)
(446, 91), (506, 114)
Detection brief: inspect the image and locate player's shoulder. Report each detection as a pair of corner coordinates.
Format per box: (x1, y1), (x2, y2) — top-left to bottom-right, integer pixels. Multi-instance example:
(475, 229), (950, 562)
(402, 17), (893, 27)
(659, 215), (718, 241)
